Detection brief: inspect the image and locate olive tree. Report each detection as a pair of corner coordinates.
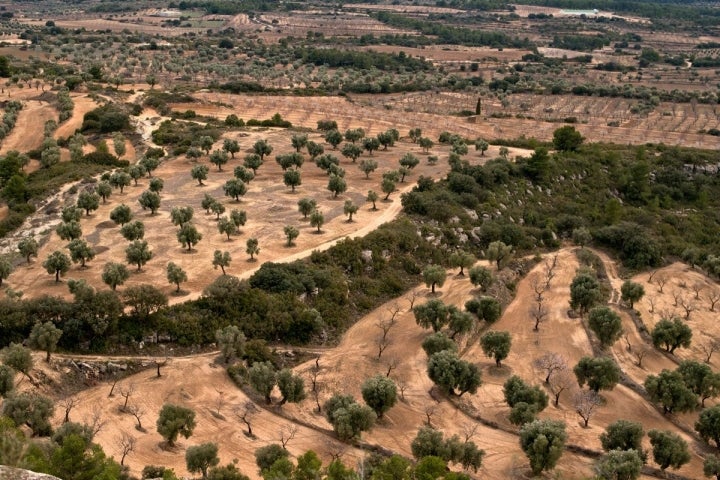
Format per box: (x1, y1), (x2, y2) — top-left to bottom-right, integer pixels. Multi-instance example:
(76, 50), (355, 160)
(110, 204), (133, 226)
(486, 241), (512, 270)
(28, 321), (62, 362)
(651, 317), (692, 354)
(186, 442), (219, 480)
(621, 280), (645, 309)
(361, 375), (397, 418)
(215, 325), (246, 363)
(43, 250), (71, 282)
(480, 331), (512, 367)
(309, 210), (324, 233)
(422, 265), (446, 293)
(427, 350), (481, 396)
(68, 239), (95, 267)
(588, 306), (623, 348)
(18, 237), (38, 263)
(125, 240), (153, 271)
(156, 403), (196, 446)
(573, 356), (620, 392)
(324, 394), (376, 441)
(647, 429), (690, 471)
(166, 262), (187, 293)
(102, 262), (130, 290)
(519, 420), (567, 475)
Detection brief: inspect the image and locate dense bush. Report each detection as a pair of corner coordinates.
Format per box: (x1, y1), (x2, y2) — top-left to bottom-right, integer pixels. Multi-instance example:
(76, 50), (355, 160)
(81, 104), (130, 133)
(401, 138), (720, 270)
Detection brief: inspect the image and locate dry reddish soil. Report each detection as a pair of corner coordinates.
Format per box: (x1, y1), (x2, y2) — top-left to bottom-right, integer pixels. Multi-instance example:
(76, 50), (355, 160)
(355, 45), (530, 63)
(5, 127), (460, 303)
(0, 100), (58, 155)
(54, 95), (100, 140)
(182, 92), (720, 150)
(32, 246), (717, 479)
(4, 91), (719, 480)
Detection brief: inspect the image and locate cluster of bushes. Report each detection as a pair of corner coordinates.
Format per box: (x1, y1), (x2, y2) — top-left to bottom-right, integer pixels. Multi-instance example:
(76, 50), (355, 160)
(0, 215), (443, 350)
(551, 34), (610, 52)
(175, 0), (299, 14)
(0, 100), (22, 141)
(372, 11), (532, 49)
(297, 47), (432, 73)
(143, 91), (195, 116)
(150, 119), (221, 155)
(245, 113), (292, 128)
(56, 88), (73, 123)
(81, 104), (130, 133)
(401, 130), (720, 271)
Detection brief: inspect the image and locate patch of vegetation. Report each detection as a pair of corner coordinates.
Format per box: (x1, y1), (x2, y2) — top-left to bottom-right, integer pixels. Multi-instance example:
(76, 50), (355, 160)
(372, 11), (532, 49)
(81, 104), (131, 133)
(150, 120), (221, 154)
(401, 133), (720, 272)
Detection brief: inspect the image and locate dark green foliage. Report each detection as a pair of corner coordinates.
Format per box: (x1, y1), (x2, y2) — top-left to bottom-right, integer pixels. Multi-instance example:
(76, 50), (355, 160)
(677, 360), (720, 406)
(465, 296), (501, 324)
(361, 375), (397, 418)
(255, 444), (289, 471)
(696, 405), (720, 448)
(2, 391), (54, 436)
(503, 375), (548, 412)
(509, 402), (539, 426)
(373, 11), (531, 49)
(151, 119), (220, 149)
(704, 455), (720, 480)
(410, 426), (484, 471)
(43, 250), (71, 282)
(0, 364), (14, 396)
(519, 420), (567, 475)
(47, 433), (123, 480)
(468, 266), (493, 291)
(422, 265), (446, 293)
(81, 104), (130, 133)
(1, 343), (33, 377)
(647, 429), (690, 471)
(651, 317), (692, 354)
(594, 449), (643, 480)
(574, 356), (620, 392)
(588, 306), (623, 348)
(480, 331), (511, 366)
(52, 421), (94, 446)
(413, 299), (450, 332)
(248, 361), (277, 403)
(569, 272), (602, 316)
(277, 368), (306, 405)
(421, 332), (457, 357)
(156, 403), (196, 446)
(324, 394), (376, 440)
(620, 281), (644, 309)
(186, 442), (220, 479)
(28, 321), (62, 362)
(427, 350), (481, 396)
(600, 420), (646, 459)
(552, 126), (583, 151)
(644, 369), (698, 414)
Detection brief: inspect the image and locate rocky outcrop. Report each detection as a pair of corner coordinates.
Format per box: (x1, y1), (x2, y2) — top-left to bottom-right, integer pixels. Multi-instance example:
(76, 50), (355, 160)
(0, 466), (62, 480)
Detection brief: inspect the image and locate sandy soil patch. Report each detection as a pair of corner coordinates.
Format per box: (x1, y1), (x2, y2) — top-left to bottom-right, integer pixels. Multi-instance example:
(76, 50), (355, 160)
(4, 129), (459, 303)
(54, 95), (99, 140)
(183, 92), (720, 150)
(0, 100), (58, 155)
